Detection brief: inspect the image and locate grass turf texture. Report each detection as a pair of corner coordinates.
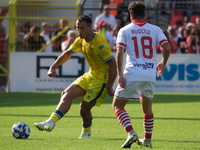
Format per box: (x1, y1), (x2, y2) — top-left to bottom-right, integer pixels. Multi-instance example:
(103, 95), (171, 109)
(0, 92), (200, 150)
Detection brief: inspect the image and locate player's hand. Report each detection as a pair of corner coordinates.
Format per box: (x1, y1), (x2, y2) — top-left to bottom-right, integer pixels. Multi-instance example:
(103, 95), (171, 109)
(107, 85), (115, 96)
(118, 75), (126, 88)
(47, 68), (57, 78)
(156, 62), (165, 77)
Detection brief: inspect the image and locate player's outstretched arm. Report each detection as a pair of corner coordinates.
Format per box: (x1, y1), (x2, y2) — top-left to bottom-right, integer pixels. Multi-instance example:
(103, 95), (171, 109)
(47, 50), (73, 78)
(156, 42), (171, 77)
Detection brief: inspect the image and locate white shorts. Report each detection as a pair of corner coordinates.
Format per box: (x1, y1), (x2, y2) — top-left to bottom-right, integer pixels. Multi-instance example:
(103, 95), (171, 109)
(114, 81), (155, 100)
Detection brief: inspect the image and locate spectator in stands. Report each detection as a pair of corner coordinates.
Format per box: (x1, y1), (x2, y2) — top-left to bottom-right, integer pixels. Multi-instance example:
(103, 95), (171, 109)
(51, 22), (59, 37)
(174, 19), (184, 35)
(185, 22), (195, 52)
(96, 21), (115, 51)
(0, 23), (7, 91)
(16, 24), (28, 51)
(40, 22), (53, 53)
(157, 29), (178, 54)
(52, 29), (63, 52)
(23, 21), (33, 42)
(5, 24), (28, 51)
(112, 16), (123, 52)
(112, 25), (118, 52)
(94, 5), (117, 33)
(185, 23), (195, 38)
(177, 26), (187, 53)
(196, 17), (200, 29)
(59, 19), (68, 30)
(52, 19), (70, 52)
(59, 19), (70, 37)
(113, 16), (123, 35)
(61, 30), (77, 52)
(168, 26), (179, 43)
(28, 26), (46, 52)
(185, 27), (200, 54)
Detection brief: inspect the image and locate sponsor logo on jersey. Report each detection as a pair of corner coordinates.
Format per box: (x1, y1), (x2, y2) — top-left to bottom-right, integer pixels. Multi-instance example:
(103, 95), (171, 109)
(99, 45), (104, 50)
(133, 62), (154, 69)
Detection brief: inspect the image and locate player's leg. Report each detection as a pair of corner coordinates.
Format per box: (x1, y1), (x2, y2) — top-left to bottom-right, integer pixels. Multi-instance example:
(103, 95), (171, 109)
(79, 100), (95, 139)
(34, 84), (86, 132)
(79, 81), (107, 139)
(112, 97), (139, 148)
(138, 96), (153, 148)
(55, 84), (86, 114)
(113, 81), (141, 148)
(137, 82), (154, 148)
(140, 95), (153, 115)
(112, 98), (132, 133)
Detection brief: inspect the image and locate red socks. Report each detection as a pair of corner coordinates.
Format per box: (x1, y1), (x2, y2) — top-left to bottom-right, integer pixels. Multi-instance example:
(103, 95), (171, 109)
(115, 109), (133, 133)
(143, 113), (154, 139)
(115, 109), (154, 139)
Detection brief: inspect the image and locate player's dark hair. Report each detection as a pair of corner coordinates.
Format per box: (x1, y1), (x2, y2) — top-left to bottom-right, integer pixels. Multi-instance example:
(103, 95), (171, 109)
(77, 15), (92, 26)
(128, 2), (145, 19)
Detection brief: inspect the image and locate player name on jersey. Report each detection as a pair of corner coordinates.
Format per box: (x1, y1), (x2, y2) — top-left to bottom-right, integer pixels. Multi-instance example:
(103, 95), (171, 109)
(131, 29), (150, 35)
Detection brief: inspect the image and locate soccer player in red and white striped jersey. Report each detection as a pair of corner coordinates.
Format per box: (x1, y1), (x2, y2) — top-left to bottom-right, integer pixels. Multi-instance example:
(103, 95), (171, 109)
(112, 1), (171, 148)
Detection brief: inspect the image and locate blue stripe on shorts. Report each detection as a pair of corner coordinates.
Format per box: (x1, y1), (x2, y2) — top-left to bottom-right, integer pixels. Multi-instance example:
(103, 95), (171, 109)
(89, 83), (106, 104)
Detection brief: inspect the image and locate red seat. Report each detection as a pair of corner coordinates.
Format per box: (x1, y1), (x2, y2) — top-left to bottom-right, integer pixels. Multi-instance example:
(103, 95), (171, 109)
(170, 16), (185, 26)
(189, 15), (200, 27)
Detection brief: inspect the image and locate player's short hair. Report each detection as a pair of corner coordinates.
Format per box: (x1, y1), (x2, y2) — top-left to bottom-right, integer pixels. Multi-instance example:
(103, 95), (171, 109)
(77, 15), (92, 26)
(128, 1), (145, 19)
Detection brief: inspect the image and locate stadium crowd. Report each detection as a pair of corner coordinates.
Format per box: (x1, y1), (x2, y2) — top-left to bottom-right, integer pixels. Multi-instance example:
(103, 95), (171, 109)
(0, 6), (199, 54)
(0, 2), (200, 91)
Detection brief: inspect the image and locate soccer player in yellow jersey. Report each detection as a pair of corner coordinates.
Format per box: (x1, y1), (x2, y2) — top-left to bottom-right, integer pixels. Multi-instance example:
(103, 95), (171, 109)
(34, 15), (117, 138)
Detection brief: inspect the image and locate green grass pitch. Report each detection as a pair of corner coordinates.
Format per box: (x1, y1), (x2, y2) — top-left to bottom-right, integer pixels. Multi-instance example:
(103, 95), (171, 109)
(0, 92), (200, 150)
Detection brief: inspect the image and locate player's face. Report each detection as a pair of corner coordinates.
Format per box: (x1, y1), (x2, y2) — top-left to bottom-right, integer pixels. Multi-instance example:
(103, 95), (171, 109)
(76, 21), (91, 39)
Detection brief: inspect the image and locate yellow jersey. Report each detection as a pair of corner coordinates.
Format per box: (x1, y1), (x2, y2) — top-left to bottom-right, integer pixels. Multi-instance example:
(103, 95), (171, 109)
(69, 32), (114, 82)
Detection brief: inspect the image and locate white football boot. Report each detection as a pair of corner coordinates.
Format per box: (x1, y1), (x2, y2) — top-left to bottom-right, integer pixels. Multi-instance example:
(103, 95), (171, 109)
(121, 131), (139, 148)
(79, 129), (91, 139)
(137, 138), (152, 148)
(34, 121), (55, 132)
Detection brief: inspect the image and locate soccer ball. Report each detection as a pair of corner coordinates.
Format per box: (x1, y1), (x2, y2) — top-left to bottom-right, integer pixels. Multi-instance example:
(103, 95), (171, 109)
(11, 122), (30, 139)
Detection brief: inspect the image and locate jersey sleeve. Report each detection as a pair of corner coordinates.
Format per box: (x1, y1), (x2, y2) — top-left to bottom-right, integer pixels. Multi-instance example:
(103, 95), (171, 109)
(68, 37), (82, 53)
(116, 29), (126, 49)
(156, 27), (168, 46)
